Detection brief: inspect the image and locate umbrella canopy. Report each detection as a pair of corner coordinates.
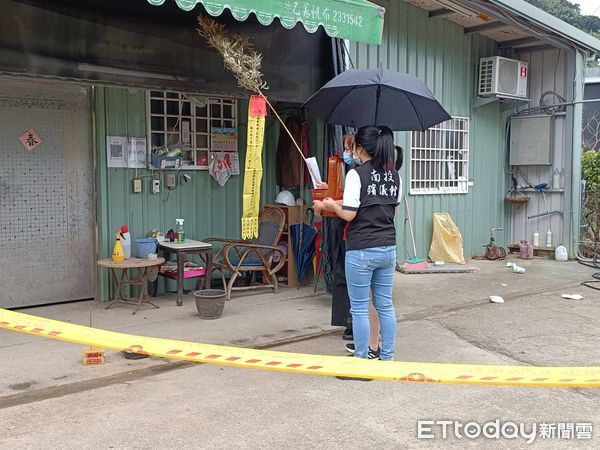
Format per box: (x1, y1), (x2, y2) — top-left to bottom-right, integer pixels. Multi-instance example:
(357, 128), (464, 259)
(302, 67), (451, 131)
(289, 209), (318, 286)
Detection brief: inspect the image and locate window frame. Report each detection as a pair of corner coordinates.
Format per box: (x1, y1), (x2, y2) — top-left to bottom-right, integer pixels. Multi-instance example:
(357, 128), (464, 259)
(409, 116), (470, 195)
(146, 90), (238, 170)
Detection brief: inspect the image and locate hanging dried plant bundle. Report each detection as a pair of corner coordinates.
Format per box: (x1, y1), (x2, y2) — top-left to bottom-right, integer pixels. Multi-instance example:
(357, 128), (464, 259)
(196, 15), (306, 163)
(197, 15), (268, 93)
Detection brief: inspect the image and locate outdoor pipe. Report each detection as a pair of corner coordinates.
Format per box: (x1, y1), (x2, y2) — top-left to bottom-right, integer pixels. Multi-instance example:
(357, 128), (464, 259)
(527, 210), (563, 220)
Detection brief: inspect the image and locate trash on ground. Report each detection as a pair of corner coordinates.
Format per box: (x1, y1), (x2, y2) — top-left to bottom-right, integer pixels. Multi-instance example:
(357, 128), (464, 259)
(506, 262), (526, 274)
(561, 294), (583, 300)
(500, 283), (508, 287)
(490, 295), (505, 303)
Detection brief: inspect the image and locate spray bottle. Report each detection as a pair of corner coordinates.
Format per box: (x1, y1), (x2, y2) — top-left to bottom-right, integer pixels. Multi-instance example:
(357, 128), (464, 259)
(112, 232), (125, 262)
(120, 225), (131, 259)
(176, 219), (185, 244)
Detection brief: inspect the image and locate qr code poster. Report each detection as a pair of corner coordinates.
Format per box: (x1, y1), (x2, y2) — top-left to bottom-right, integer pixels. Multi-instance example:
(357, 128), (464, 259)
(106, 136), (147, 169)
(106, 136), (127, 168)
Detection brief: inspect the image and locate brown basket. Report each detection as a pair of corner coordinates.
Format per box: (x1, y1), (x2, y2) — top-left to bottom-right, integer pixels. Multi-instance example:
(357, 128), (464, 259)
(311, 189), (341, 217)
(505, 194), (529, 209)
(194, 289), (226, 319)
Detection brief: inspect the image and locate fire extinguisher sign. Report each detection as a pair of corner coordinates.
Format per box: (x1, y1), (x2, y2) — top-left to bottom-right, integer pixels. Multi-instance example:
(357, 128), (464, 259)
(520, 66), (528, 78)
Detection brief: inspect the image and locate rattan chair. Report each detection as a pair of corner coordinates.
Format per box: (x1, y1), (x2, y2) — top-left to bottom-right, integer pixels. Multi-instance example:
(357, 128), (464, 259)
(204, 208), (286, 300)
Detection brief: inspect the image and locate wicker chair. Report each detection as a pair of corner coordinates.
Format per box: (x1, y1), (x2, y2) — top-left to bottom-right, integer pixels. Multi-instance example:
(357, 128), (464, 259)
(204, 208), (286, 300)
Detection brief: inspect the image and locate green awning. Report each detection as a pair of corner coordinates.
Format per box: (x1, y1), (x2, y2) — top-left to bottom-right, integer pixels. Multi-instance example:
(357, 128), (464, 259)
(146, 0), (385, 45)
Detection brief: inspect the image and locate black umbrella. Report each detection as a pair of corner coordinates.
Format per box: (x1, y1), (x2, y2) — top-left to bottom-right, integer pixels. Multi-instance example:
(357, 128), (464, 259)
(303, 67), (451, 131)
(289, 209), (318, 287)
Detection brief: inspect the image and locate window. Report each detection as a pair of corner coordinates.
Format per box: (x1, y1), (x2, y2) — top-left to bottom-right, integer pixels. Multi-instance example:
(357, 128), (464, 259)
(409, 117), (469, 194)
(147, 90), (237, 169)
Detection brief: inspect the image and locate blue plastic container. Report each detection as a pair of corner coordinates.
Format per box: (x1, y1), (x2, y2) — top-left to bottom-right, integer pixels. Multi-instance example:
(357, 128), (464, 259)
(135, 238), (158, 259)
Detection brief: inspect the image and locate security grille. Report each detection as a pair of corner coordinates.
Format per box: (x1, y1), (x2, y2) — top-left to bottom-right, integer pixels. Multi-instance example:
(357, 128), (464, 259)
(147, 90), (237, 169)
(410, 117), (469, 194)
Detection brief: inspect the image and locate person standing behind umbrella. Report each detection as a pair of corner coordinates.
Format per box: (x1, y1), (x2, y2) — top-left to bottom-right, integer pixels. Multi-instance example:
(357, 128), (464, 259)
(323, 125), (401, 360)
(314, 135), (382, 359)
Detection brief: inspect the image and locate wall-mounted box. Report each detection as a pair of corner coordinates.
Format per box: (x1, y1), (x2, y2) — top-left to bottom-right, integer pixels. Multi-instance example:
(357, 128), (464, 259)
(509, 115), (553, 166)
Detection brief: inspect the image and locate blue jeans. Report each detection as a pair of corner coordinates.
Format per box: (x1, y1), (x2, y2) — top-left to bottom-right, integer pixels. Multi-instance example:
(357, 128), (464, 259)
(345, 246), (396, 360)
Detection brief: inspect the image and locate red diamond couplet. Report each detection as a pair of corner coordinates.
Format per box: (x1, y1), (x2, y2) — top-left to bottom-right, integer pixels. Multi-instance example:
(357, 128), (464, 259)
(19, 129), (43, 151)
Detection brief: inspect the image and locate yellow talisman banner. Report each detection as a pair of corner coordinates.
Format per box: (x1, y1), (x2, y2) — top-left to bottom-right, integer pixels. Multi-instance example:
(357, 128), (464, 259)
(241, 95), (267, 239)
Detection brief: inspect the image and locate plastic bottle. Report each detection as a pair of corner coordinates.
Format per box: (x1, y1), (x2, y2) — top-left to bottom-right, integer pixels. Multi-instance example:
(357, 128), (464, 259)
(555, 245), (568, 262)
(532, 231), (540, 247)
(120, 225), (131, 259)
(559, 169), (565, 190)
(112, 232), (125, 262)
(519, 241), (530, 259)
(546, 229), (553, 248)
(176, 219), (185, 244)
(552, 169), (560, 190)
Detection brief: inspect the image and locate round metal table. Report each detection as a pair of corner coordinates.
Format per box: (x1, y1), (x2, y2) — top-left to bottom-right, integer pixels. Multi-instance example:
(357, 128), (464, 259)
(98, 257), (165, 314)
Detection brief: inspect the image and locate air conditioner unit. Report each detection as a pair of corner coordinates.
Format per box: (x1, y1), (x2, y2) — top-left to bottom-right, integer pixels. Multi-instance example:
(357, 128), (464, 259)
(478, 56), (528, 98)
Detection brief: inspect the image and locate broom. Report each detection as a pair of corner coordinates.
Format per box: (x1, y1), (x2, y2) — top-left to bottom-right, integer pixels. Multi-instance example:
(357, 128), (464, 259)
(403, 195), (429, 270)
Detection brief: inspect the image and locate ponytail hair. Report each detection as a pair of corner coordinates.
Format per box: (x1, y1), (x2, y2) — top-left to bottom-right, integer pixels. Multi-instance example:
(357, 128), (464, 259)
(354, 125), (395, 171)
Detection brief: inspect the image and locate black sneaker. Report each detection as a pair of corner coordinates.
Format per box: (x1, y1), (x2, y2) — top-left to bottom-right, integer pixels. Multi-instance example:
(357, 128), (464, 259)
(342, 328), (353, 341)
(368, 347), (381, 359)
(345, 343), (381, 359)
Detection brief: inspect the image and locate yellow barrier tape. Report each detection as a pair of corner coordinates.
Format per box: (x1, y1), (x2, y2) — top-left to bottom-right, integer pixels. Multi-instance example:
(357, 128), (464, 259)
(241, 95), (266, 239)
(1, 308), (599, 387)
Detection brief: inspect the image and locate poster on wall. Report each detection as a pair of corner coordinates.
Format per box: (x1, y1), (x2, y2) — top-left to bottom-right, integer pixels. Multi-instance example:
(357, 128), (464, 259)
(106, 136), (127, 168)
(107, 136), (147, 168)
(211, 127), (237, 151)
(128, 137), (147, 169)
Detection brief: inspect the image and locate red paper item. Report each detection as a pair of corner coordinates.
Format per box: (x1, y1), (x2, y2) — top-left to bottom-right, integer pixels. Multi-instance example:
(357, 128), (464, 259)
(249, 95), (267, 116)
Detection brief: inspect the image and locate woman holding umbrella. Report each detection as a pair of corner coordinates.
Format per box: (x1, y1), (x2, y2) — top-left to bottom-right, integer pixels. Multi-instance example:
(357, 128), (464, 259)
(315, 135), (383, 359)
(321, 125), (401, 360)
(304, 66), (449, 360)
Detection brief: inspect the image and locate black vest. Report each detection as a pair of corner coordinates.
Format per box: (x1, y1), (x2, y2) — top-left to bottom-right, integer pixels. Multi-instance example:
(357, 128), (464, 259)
(346, 161), (400, 251)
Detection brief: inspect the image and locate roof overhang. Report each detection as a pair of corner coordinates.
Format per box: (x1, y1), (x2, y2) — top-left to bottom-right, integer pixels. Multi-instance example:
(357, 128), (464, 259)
(147, 0), (385, 45)
(406, 0), (600, 54)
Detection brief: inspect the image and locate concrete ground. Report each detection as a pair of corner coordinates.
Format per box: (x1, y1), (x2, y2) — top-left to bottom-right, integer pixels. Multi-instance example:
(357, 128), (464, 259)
(1, 258), (600, 448)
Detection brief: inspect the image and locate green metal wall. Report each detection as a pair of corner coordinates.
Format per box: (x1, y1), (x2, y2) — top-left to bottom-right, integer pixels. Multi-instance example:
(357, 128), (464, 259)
(350, 1), (509, 260)
(95, 86), (298, 299)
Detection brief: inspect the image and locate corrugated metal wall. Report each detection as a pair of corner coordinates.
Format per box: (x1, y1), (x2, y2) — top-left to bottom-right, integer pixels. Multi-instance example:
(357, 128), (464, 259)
(95, 86), (298, 299)
(511, 49), (569, 248)
(350, 1), (508, 260)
